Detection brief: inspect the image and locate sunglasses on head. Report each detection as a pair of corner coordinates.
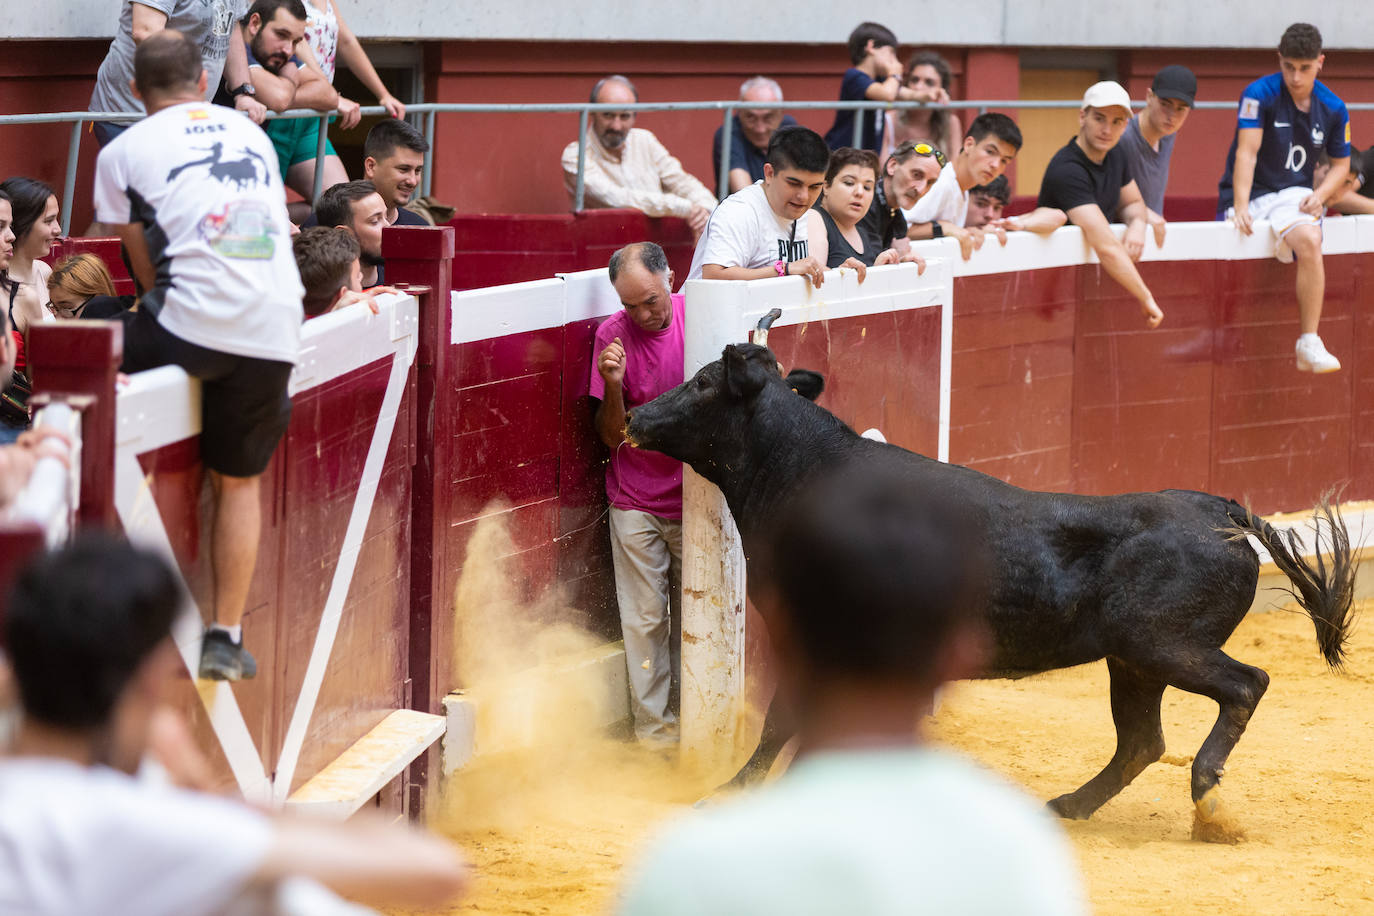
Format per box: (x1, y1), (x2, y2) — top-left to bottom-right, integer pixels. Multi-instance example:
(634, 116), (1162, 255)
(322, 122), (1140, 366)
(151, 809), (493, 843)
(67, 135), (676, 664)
(902, 142), (947, 168)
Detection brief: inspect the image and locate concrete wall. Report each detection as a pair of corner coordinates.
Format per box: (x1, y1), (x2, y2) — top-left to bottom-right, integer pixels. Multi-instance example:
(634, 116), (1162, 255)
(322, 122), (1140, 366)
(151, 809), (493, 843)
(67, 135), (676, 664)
(10, 1), (1374, 48)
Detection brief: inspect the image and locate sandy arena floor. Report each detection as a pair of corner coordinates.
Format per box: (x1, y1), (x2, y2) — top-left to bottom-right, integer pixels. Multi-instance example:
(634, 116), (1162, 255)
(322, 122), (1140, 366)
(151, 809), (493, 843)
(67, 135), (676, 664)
(404, 601), (1374, 916)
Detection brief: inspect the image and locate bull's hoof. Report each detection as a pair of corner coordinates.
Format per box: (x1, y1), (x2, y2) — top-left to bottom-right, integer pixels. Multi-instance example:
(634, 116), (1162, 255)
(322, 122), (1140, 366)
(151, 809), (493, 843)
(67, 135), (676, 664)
(1191, 787), (1246, 844)
(1046, 794), (1094, 821)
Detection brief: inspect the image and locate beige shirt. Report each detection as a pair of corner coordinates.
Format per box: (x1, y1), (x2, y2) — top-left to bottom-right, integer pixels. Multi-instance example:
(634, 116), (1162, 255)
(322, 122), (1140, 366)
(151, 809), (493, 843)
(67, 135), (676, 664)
(562, 128), (716, 218)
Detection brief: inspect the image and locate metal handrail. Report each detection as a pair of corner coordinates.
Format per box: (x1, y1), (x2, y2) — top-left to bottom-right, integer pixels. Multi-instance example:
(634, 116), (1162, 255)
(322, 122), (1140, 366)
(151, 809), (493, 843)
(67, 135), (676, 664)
(10, 96), (1372, 234)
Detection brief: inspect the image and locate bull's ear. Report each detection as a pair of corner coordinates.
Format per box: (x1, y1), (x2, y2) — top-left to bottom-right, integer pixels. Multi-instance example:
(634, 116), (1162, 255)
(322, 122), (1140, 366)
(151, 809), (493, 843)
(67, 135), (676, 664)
(723, 344), (770, 399)
(785, 369), (825, 401)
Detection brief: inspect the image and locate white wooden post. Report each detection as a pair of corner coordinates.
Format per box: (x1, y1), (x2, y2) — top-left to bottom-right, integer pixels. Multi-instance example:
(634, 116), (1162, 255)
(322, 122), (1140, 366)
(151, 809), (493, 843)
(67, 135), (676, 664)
(679, 278), (752, 771)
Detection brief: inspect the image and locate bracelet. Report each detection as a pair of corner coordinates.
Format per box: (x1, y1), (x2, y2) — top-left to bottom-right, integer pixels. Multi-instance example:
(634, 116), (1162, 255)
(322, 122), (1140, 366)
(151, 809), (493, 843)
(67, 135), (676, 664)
(774, 259), (787, 277)
(930, 221), (944, 239)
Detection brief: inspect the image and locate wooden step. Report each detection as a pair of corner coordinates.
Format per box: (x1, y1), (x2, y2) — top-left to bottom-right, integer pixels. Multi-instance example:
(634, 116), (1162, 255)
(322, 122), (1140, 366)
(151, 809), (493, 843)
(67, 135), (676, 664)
(286, 708), (445, 819)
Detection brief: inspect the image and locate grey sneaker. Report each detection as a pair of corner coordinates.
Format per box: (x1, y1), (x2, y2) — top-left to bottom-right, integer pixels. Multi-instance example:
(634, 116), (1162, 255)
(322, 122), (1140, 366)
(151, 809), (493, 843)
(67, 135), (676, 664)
(199, 629), (257, 681)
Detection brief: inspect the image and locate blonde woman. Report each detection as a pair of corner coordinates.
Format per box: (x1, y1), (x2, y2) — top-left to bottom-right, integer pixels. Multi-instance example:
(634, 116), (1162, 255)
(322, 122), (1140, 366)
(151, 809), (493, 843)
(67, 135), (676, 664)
(46, 254), (129, 320)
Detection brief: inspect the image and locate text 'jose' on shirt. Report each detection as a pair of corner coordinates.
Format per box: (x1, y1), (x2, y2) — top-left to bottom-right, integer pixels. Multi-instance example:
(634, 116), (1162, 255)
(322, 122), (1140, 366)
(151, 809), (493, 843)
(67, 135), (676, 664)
(94, 101), (305, 366)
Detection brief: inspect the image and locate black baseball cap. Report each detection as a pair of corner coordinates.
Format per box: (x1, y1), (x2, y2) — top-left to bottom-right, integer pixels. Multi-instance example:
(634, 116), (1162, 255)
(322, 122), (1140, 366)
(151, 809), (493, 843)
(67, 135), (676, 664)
(1151, 65), (1197, 106)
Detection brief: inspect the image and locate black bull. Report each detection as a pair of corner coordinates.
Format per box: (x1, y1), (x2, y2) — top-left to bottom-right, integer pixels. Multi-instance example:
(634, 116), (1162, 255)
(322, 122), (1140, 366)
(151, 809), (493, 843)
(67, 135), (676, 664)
(624, 342), (1356, 837)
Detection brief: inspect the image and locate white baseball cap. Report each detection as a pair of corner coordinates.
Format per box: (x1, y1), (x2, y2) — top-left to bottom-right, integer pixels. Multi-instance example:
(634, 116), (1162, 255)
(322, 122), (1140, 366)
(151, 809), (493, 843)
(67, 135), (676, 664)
(1081, 81), (1133, 112)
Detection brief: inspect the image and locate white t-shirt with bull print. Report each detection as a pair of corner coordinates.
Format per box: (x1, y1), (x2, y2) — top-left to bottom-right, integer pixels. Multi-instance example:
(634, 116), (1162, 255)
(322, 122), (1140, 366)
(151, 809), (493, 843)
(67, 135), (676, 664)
(94, 101), (304, 364)
(686, 181), (811, 281)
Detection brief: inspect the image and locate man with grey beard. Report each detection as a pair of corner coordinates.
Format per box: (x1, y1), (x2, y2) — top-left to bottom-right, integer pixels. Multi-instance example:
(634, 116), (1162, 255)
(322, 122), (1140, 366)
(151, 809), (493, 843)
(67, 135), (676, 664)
(561, 75), (717, 237)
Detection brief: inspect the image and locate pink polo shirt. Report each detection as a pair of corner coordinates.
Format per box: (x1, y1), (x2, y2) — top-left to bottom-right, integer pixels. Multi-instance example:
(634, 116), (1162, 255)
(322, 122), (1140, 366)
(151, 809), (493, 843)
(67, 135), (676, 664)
(588, 293), (685, 519)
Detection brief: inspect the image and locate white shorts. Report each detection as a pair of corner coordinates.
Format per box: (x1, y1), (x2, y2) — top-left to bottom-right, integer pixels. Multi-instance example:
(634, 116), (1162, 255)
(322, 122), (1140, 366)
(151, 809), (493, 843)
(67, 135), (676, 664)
(1226, 186), (1322, 263)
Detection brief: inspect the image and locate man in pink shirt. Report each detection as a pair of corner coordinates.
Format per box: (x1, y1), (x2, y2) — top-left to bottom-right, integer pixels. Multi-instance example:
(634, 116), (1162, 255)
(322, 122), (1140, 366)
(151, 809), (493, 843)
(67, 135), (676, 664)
(590, 242), (685, 747)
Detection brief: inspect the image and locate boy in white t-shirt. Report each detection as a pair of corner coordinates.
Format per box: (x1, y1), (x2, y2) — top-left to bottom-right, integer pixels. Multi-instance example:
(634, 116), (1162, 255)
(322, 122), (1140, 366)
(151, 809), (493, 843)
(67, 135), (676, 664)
(905, 112), (1026, 260)
(686, 126), (831, 288)
(93, 30), (304, 682)
(618, 464), (1087, 916)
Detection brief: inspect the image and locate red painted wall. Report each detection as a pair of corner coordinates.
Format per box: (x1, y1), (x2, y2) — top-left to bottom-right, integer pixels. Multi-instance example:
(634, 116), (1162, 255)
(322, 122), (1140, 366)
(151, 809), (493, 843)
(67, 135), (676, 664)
(949, 252), (1369, 514)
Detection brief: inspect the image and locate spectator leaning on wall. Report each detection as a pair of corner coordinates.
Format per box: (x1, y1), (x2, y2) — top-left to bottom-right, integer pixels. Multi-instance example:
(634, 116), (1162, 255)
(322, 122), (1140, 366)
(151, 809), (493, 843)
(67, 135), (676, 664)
(561, 75), (716, 238)
(1033, 81), (1164, 329)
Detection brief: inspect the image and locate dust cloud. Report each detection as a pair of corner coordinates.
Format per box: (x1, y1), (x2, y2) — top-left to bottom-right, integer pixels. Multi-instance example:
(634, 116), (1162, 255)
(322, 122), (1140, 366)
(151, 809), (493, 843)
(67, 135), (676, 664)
(430, 506), (718, 916)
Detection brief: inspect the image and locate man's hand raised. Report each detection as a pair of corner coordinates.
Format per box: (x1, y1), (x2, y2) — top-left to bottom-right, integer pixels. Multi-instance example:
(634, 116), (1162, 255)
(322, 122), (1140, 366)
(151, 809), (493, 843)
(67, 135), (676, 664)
(598, 337), (627, 387)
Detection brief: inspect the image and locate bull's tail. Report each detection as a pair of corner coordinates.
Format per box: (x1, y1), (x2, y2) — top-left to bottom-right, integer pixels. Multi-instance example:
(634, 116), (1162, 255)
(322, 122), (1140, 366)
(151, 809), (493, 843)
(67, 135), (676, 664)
(1224, 497), (1357, 669)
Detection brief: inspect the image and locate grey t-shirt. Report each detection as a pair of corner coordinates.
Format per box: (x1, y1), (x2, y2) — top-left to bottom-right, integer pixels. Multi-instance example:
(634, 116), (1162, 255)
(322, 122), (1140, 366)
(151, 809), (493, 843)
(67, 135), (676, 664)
(90, 0), (244, 123)
(1117, 115), (1176, 214)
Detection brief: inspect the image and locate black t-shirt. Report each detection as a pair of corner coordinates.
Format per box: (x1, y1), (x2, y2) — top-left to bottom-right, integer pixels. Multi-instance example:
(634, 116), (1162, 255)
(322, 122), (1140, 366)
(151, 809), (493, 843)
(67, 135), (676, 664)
(857, 181), (907, 254)
(1037, 137), (1133, 223)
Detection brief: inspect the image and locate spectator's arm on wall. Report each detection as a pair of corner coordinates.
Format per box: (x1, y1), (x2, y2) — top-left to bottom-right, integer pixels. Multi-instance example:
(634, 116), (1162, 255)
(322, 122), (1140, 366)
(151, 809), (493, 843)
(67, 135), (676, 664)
(1068, 203), (1162, 328)
(1229, 127), (1263, 235)
(1117, 180), (1161, 260)
(288, 45), (342, 114)
(993, 207), (1066, 235)
(250, 59), (301, 114)
(1330, 191), (1374, 215)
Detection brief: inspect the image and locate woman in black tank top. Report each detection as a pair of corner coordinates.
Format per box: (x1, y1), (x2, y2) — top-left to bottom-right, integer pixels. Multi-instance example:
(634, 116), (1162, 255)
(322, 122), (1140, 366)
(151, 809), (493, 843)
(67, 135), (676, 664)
(811, 148), (903, 269)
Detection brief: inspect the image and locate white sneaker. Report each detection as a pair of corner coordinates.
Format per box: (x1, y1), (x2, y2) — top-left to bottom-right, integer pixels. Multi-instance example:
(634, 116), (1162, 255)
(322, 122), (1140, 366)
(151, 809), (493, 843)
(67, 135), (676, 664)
(1295, 335), (1341, 373)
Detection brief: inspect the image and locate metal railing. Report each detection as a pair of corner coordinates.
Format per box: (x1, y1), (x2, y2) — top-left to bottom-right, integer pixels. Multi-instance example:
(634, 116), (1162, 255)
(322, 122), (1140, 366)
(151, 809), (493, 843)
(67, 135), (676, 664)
(8, 96), (1373, 235)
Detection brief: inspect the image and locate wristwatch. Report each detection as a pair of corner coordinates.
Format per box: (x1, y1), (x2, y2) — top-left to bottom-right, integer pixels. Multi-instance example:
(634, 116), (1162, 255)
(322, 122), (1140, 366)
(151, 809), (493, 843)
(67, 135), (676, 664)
(774, 259), (787, 277)
(929, 221), (944, 239)
(229, 82), (256, 99)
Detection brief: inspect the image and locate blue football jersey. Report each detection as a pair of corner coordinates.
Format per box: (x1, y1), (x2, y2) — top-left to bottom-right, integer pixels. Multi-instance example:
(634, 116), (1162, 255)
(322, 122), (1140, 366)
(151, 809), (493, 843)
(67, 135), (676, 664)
(1217, 72), (1350, 211)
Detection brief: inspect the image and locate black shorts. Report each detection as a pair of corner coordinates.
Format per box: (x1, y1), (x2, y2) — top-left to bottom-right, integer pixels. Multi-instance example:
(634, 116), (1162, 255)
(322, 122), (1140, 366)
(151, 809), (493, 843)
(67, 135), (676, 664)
(121, 308), (293, 478)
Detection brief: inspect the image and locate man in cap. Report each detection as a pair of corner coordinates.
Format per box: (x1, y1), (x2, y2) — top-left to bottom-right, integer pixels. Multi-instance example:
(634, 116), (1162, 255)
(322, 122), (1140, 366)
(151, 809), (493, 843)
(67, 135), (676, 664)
(1118, 65), (1196, 217)
(1035, 80), (1164, 328)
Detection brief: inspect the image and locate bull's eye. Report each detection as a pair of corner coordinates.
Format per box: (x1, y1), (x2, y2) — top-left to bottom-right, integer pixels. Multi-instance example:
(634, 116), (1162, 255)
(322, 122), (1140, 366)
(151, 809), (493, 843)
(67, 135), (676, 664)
(695, 376), (709, 389)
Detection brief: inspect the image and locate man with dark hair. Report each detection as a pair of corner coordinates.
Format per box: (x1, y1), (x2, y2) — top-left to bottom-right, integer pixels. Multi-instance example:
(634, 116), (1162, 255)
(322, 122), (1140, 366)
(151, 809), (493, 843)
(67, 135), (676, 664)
(1035, 81), (1163, 328)
(905, 112), (1026, 258)
(315, 179), (388, 286)
(966, 174), (1010, 228)
(686, 125), (830, 285)
(591, 241), (685, 747)
(95, 29), (304, 681)
(823, 22), (926, 152)
(857, 139), (941, 258)
(1118, 65), (1196, 216)
(216, 0), (343, 185)
(363, 117), (430, 226)
(711, 76), (799, 196)
(618, 464), (1087, 914)
(561, 75), (716, 234)
(0, 535), (471, 913)
(293, 226), (359, 316)
(1218, 22), (1351, 373)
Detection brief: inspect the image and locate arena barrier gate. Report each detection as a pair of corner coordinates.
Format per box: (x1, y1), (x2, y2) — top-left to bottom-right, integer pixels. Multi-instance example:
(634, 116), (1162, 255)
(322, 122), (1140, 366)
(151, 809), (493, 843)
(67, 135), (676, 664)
(11, 217), (1374, 796)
